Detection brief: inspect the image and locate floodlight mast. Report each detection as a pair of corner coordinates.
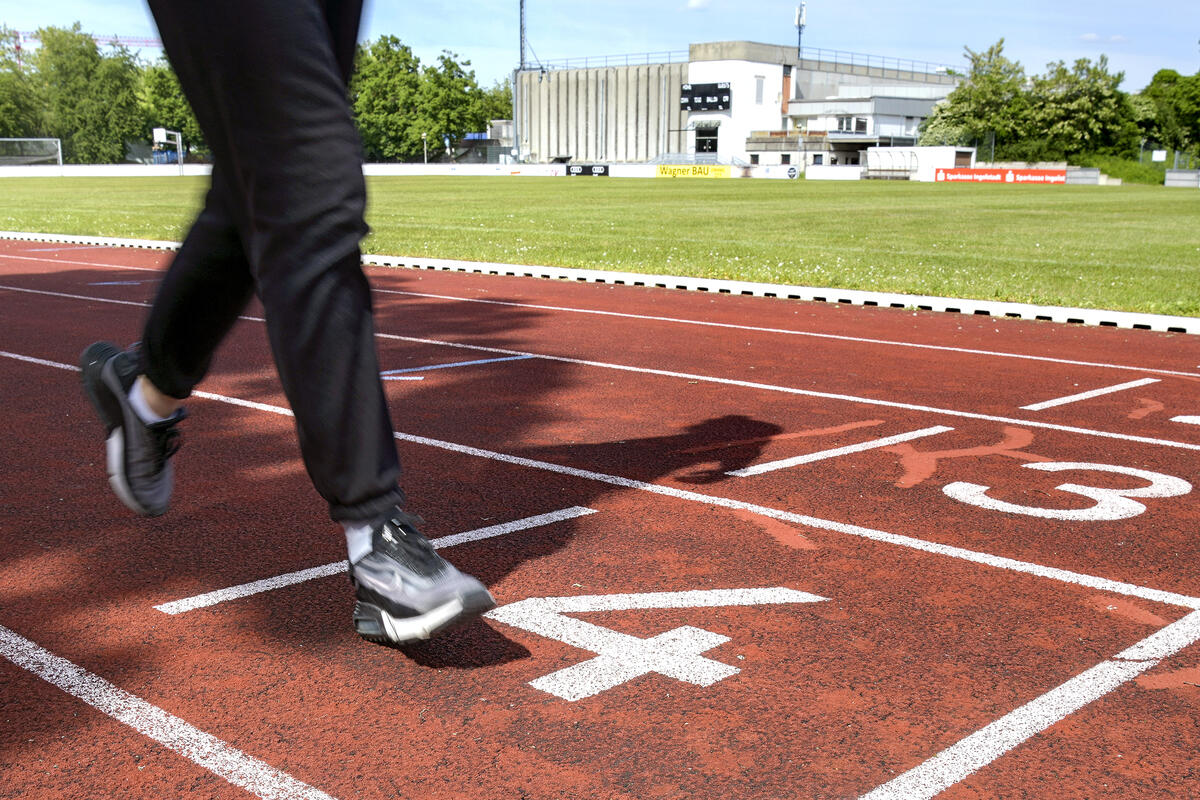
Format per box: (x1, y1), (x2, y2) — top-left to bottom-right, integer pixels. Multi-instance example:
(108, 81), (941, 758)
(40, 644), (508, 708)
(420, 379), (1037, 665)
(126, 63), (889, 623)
(795, 4), (806, 59)
(513, 0), (527, 163)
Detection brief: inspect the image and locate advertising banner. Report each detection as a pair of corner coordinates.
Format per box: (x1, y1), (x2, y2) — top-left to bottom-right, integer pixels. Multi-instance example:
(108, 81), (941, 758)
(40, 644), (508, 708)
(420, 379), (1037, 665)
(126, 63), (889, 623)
(567, 164), (610, 177)
(935, 168), (1067, 184)
(656, 165), (732, 179)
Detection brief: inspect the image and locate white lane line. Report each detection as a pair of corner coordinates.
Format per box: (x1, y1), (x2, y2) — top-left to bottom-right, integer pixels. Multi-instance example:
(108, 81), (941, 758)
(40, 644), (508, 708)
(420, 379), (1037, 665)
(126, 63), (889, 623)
(4, 351), (1200, 611)
(8, 283), (1196, 453)
(24, 246), (107, 252)
(154, 507), (597, 615)
(1021, 378), (1161, 411)
(380, 354), (536, 375)
(0, 625), (337, 800)
(9, 350), (1200, 799)
(5, 250), (1200, 380)
(727, 425), (953, 477)
(375, 333), (1200, 454)
(1172, 416), (1200, 425)
(372, 286), (1200, 380)
(0, 253), (163, 271)
(859, 610), (1200, 800)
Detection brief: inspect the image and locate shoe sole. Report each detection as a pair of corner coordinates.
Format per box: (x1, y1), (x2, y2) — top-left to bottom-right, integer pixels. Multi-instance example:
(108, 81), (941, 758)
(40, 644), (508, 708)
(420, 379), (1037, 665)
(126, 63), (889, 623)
(353, 589), (497, 644)
(80, 342), (123, 435)
(80, 342), (162, 517)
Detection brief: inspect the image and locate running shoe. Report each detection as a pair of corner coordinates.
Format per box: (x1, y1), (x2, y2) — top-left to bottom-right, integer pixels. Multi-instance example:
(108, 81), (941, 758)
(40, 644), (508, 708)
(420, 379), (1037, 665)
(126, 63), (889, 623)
(350, 508), (496, 643)
(80, 342), (185, 517)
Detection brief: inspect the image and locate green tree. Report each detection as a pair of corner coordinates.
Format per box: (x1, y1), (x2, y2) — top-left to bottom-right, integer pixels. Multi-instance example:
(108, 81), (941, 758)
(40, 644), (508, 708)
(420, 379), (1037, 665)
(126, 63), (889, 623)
(476, 78), (513, 125)
(1027, 55), (1136, 159)
(1171, 73), (1200, 150)
(349, 35), (422, 161)
(919, 39), (1029, 156)
(141, 60), (205, 154)
(413, 51), (487, 155)
(0, 27), (41, 138)
(32, 24), (144, 163)
(1137, 69), (1186, 150)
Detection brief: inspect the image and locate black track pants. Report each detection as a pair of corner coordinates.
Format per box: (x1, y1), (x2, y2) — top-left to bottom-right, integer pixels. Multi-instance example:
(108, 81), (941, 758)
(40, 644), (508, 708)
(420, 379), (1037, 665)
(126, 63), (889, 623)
(142, 0), (404, 522)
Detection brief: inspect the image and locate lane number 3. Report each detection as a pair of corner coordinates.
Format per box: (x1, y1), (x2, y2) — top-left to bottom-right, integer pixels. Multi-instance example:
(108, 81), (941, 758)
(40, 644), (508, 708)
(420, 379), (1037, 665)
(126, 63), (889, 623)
(944, 462), (1192, 521)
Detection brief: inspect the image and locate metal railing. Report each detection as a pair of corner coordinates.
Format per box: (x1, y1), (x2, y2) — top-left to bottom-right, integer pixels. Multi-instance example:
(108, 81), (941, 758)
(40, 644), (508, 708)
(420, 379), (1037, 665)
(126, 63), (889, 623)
(796, 46), (956, 78)
(531, 50), (689, 71)
(527, 46), (955, 78)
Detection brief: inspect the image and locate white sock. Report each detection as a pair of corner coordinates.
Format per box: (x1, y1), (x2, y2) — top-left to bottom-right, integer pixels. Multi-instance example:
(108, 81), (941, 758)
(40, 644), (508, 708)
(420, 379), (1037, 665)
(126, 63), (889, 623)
(128, 377), (173, 424)
(343, 520), (374, 564)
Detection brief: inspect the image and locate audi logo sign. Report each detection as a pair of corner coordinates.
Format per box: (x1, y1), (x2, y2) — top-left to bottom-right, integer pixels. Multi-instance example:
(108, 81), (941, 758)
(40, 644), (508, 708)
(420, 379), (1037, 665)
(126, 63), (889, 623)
(567, 165), (610, 177)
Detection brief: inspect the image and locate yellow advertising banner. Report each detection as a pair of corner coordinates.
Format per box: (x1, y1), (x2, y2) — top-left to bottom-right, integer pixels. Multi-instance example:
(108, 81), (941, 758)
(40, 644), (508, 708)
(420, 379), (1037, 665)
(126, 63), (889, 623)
(655, 165), (732, 179)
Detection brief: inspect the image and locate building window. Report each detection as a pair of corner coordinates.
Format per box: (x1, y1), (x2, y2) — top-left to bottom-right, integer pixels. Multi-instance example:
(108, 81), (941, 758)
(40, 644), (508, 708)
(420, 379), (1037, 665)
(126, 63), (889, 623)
(813, 154), (823, 165)
(755, 76), (765, 105)
(696, 127), (719, 153)
(750, 154), (760, 165)
(837, 115), (852, 132)
(780, 154), (791, 165)
(855, 117), (868, 134)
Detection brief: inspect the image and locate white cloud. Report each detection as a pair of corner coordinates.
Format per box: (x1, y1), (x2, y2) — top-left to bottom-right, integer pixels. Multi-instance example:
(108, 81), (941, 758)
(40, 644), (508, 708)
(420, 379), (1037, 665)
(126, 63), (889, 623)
(687, 0), (711, 9)
(1079, 32), (1099, 41)
(1109, 34), (1127, 43)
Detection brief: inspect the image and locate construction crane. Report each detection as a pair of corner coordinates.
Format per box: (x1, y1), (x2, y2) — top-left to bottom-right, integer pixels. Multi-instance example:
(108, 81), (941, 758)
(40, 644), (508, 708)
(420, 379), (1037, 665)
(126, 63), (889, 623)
(12, 30), (162, 66)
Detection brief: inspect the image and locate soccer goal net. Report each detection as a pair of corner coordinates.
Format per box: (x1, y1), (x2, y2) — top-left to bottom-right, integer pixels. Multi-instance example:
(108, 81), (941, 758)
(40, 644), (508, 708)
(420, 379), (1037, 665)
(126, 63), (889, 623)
(0, 138), (64, 166)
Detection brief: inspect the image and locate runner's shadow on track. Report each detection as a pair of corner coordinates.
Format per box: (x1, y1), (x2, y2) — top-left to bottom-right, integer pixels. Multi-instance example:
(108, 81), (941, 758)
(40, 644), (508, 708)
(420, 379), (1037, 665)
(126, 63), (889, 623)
(393, 619), (531, 668)
(518, 414), (786, 485)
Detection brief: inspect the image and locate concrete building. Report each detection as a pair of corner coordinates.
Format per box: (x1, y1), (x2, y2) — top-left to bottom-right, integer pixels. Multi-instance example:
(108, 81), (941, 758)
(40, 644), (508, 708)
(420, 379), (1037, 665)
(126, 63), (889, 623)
(513, 41), (959, 167)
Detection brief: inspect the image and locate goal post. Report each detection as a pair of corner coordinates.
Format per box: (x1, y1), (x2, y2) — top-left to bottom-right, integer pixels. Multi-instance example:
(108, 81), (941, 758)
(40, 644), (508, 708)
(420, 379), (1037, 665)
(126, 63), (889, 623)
(0, 138), (64, 166)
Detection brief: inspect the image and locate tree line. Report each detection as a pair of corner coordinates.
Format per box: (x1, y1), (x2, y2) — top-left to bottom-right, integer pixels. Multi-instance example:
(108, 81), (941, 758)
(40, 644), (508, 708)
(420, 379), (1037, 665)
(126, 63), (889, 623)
(919, 39), (1200, 164)
(0, 25), (512, 164)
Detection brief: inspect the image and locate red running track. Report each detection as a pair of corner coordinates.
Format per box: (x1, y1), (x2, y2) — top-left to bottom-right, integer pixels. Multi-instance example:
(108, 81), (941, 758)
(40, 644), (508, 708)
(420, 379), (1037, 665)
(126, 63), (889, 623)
(1, 238), (1199, 800)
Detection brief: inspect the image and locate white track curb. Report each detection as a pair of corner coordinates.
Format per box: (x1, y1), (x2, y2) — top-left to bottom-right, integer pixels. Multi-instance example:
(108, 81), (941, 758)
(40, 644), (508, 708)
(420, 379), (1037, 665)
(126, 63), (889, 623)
(3, 230), (1196, 335)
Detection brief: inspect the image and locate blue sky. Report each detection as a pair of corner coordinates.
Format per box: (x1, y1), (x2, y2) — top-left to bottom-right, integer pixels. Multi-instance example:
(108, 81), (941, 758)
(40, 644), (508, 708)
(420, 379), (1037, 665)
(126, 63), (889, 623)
(4, 1), (1198, 92)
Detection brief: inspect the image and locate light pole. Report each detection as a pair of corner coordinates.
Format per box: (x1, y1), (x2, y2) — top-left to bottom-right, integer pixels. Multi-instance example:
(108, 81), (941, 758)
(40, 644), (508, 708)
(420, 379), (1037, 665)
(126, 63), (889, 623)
(794, 4), (806, 59)
(422, 132), (428, 164)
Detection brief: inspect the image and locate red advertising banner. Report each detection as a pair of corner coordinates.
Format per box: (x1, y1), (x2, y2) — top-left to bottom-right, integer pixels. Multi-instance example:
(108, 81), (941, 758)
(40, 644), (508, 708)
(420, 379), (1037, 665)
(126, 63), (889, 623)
(935, 168), (1067, 184)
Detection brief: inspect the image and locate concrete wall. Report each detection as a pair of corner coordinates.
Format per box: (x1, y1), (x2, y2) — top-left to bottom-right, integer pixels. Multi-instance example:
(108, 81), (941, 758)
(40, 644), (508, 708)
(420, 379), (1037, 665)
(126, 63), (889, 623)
(516, 63), (689, 163)
(0, 164), (567, 179)
(0, 164), (213, 178)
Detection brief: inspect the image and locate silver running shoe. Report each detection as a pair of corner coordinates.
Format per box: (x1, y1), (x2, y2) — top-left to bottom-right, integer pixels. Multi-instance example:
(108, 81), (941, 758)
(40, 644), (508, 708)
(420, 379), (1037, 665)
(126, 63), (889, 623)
(350, 509), (496, 643)
(80, 342), (185, 517)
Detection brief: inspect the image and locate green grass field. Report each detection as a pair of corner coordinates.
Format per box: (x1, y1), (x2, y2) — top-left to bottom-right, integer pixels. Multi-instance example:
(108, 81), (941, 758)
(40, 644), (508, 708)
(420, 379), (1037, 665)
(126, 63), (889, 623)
(2, 175), (1198, 316)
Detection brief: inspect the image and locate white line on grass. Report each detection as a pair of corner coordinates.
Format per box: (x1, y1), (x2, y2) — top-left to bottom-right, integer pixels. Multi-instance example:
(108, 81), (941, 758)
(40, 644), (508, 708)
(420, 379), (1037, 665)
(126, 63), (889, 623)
(154, 507), (598, 614)
(1021, 378), (1161, 411)
(0, 625), (337, 800)
(727, 425), (954, 477)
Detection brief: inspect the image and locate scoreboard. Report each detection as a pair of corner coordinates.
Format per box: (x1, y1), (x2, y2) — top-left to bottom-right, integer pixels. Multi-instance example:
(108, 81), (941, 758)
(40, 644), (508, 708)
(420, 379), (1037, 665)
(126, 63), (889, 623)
(680, 82), (732, 112)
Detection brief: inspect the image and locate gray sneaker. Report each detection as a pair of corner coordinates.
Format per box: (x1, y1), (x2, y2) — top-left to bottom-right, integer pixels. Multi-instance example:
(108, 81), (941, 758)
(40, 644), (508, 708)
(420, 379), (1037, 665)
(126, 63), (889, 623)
(350, 509), (496, 643)
(80, 342), (185, 517)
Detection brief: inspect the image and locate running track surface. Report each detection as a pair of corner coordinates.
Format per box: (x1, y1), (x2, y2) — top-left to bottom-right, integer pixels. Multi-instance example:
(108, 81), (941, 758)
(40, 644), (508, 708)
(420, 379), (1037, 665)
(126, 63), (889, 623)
(1, 238), (1198, 800)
